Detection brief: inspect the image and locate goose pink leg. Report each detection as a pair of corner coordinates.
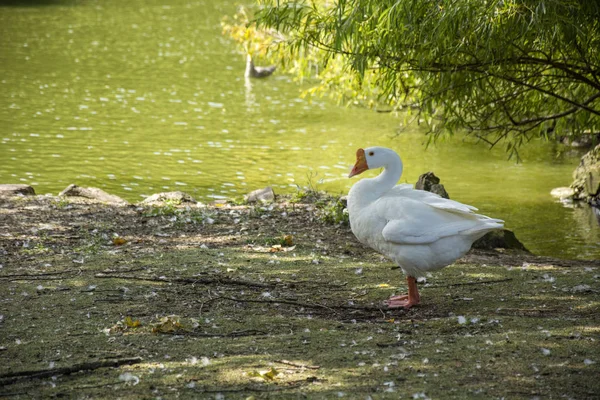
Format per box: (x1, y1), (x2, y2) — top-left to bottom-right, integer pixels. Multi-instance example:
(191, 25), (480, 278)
(384, 276), (420, 309)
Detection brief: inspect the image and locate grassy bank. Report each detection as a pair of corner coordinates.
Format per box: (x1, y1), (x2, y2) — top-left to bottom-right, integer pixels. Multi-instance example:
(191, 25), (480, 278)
(0, 194), (598, 399)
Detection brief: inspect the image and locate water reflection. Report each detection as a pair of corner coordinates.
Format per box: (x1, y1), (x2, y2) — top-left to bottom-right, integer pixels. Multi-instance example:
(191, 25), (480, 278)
(244, 77), (256, 111)
(563, 202), (600, 259)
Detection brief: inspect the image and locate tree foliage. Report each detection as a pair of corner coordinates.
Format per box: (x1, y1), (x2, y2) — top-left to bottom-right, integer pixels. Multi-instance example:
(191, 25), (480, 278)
(225, 0), (600, 158)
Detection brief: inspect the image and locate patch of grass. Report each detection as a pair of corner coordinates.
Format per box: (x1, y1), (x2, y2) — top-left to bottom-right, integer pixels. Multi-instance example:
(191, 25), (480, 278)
(21, 241), (51, 255)
(290, 188), (311, 203)
(261, 234), (294, 247)
(50, 197), (70, 209)
(142, 202), (215, 225)
(142, 199), (180, 217)
(290, 173), (327, 204)
(248, 204), (270, 218)
(316, 196), (349, 226)
(227, 197), (248, 206)
(74, 229), (107, 255)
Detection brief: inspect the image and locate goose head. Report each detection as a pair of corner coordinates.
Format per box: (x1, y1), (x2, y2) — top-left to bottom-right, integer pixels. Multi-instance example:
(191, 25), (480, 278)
(348, 147), (402, 178)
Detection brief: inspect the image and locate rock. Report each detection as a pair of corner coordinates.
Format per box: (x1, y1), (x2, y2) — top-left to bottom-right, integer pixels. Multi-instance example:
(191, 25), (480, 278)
(0, 184), (35, 197)
(550, 187), (575, 200)
(415, 172), (449, 199)
(571, 144), (600, 206)
(473, 229), (529, 252)
(59, 184), (129, 205)
(245, 187), (275, 203)
(560, 133), (600, 148)
(140, 191), (196, 205)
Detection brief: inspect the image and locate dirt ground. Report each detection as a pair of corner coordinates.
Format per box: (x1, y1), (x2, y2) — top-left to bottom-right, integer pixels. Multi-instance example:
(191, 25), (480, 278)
(0, 193), (599, 399)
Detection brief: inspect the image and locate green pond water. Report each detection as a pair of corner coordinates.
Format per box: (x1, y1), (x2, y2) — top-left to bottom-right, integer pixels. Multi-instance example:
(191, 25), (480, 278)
(1, 0), (599, 260)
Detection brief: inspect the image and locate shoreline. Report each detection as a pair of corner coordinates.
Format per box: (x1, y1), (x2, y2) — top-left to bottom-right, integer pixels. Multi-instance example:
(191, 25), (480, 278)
(2, 181), (599, 262)
(2, 188), (598, 267)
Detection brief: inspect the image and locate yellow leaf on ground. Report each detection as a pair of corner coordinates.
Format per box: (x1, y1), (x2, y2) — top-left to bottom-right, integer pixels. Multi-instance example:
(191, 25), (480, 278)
(263, 367), (279, 380)
(124, 316), (141, 328)
(377, 283), (391, 288)
(248, 367), (280, 381)
(282, 235), (293, 246)
(112, 237), (127, 246)
(152, 315), (183, 334)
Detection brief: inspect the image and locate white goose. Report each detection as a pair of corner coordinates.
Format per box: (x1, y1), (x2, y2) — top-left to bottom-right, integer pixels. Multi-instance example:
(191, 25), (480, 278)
(347, 147), (504, 309)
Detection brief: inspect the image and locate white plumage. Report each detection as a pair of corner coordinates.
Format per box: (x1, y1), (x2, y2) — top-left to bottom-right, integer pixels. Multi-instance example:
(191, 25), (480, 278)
(347, 146), (504, 308)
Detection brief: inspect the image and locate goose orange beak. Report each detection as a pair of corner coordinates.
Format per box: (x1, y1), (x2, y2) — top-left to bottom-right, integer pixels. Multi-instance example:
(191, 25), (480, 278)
(349, 148), (369, 178)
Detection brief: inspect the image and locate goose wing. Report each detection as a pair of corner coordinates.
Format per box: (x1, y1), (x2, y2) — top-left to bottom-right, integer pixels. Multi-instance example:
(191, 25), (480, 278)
(376, 187), (503, 245)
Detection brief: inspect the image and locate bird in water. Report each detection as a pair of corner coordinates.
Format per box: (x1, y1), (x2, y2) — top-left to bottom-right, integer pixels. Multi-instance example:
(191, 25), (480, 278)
(347, 146), (504, 309)
(245, 54), (276, 78)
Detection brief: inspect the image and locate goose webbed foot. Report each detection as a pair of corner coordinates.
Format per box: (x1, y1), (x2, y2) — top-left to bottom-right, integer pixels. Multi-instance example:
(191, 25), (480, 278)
(384, 276), (420, 309)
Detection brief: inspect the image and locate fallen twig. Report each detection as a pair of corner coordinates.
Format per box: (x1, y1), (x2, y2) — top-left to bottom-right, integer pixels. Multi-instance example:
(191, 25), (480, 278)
(426, 278), (513, 288)
(219, 295), (384, 312)
(0, 269), (82, 281)
(0, 357), (143, 386)
(376, 341), (409, 348)
(274, 359), (320, 370)
(495, 307), (556, 316)
(174, 276), (272, 288)
(0, 391), (29, 398)
(190, 380), (309, 393)
(220, 295), (331, 310)
(100, 267), (146, 274)
(70, 380), (123, 390)
(5, 277), (71, 282)
(94, 273), (272, 288)
(0, 270), (80, 279)
(160, 329), (267, 338)
(284, 279), (348, 288)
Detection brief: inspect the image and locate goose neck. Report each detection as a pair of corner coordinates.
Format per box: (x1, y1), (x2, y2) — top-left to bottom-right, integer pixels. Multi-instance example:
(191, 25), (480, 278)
(374, 160), (403, 192)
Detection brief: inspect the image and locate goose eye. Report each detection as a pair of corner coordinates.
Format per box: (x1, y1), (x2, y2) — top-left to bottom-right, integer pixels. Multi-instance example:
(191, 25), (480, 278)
(368, 151), (374, 156)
